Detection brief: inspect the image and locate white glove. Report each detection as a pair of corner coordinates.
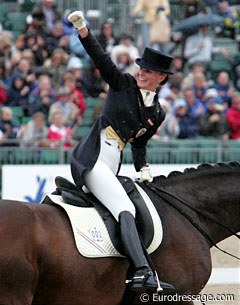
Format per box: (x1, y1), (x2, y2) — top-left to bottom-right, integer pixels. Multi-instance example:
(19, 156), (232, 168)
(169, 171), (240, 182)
(68, 11), (86, 30)
(139, 165), (153, 183)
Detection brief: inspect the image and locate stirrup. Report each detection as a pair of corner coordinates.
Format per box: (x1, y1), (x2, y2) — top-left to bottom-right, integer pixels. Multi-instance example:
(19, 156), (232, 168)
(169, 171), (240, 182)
(126, 269), (158, 292)
(126, 269), (175, 294)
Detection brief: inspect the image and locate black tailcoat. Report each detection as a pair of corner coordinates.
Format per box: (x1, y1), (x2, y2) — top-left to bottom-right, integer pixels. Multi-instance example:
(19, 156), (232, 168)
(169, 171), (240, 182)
(71, 31), (165, 187)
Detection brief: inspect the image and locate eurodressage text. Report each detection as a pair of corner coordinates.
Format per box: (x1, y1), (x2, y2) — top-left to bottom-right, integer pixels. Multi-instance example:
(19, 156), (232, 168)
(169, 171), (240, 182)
(139, 292), (235, 303)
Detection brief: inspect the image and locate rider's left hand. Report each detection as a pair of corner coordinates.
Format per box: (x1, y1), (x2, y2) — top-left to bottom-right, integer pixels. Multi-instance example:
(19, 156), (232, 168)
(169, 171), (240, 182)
(139, 165), (153, 183)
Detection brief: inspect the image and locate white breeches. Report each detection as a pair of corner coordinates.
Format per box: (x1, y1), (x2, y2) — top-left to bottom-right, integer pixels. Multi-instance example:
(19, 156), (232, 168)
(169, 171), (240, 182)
(83, 129), (136, 221)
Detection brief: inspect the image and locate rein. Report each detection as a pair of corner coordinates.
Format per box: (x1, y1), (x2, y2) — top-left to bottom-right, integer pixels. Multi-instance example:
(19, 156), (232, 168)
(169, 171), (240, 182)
(143, 182), (240, 261)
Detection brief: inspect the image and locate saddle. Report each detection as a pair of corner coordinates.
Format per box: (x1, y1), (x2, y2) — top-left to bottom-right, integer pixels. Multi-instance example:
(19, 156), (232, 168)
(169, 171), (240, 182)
(52, 176), (154, 255)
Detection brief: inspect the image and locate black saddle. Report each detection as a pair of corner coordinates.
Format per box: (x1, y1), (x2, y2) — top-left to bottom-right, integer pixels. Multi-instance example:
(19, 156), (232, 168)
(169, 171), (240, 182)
(51, 176), (154, 255)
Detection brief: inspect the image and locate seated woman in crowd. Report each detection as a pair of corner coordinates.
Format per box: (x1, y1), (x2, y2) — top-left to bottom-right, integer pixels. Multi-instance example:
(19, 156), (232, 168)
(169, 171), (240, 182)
(28, 74), (56, 120)
(19, 111), (49, 148)
(0, 107), (19, 146)
(48, 110), (77, 149)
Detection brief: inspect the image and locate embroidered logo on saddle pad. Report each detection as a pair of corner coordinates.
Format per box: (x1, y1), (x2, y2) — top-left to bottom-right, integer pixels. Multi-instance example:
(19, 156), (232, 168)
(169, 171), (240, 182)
(43, 184), (163, 258)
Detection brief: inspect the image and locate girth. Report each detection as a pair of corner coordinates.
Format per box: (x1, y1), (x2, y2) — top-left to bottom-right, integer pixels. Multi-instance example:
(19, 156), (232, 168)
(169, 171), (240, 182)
(52, 176), (154, 254)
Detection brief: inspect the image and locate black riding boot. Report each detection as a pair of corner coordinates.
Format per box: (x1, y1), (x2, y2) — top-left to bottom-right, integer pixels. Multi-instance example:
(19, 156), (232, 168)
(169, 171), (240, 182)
(119, 211), (175, 293)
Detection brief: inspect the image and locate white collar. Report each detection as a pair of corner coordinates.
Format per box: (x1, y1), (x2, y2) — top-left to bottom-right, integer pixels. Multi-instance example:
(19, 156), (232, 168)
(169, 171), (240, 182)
(140, 89), (155, 107)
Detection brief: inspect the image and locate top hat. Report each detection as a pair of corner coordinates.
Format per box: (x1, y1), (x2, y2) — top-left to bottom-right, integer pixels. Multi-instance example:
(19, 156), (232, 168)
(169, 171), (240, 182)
(135, 47), (174, 74)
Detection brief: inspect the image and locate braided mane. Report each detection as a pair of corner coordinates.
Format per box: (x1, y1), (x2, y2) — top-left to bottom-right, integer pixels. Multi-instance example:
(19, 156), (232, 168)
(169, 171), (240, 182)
(153, 161), (240, 183)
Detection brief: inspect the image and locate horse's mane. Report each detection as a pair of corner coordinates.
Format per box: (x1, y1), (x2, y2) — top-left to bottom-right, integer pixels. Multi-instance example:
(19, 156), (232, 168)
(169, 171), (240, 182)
(153, 161), (240, 183)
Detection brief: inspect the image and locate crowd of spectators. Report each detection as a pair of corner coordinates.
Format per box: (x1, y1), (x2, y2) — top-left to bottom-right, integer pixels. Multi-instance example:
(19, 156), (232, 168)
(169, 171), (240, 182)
(0, 0), (239, 150)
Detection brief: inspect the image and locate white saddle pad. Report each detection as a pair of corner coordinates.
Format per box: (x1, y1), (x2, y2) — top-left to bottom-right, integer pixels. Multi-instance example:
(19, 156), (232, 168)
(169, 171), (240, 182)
(42, 183), (163, 258)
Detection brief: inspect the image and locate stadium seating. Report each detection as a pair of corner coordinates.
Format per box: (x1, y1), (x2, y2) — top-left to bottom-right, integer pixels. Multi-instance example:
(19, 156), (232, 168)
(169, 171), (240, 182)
(4, 12), (28, 40)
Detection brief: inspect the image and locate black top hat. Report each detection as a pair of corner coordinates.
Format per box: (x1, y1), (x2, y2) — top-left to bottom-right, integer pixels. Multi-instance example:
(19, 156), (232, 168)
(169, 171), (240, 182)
(135, 47), (174, 75)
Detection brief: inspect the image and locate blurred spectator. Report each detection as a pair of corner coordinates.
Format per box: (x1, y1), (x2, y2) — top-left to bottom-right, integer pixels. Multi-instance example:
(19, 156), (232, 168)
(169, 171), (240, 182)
(192, 71), (209, 102)
(0, 59), (10, 88)
(28, 74), (56, 119)
(133, 0), (171, 50)
(19, 112), (49, 147)
(83, 61), (109, 99)
(213, 71), (235, 109)
(48, 110), (76, 148)
(21, 33), (48, 66)
(111, 45), (138, 76)
(62, 14), (75, 36)
(217, 0), (239, 39)
(9, 50), (22, 73)
(15, 11), (48, 51)
(226, 92), (240, 140)
(198, 96), (230, 139)
(21, 49), (36, 69)
(184, 24), (228, 69)
(33, 0), (62, 32)
(181, 62), (208, 89)
(67, 55), (83, 71)
(29, 9), (49, 38)
(6, 73), (31, 115)
(11, 58), (36, 91)
(111, 33), (140, 63)
(62, 72), (86, 121)
(0, 35), (13, 72)
(184, 24), (212, 69)
(202, 87), (219, 110)
(174, 98), (200, 139)
(67, 56), (88, 96)
(44, 21), (68, 56)
(203, 0), (219, 14)
(159, 74), (182, 103)
(68, 30), (90, 60)
(232, 55), (240, 90)
(183, 0), (207, 18)
(49, 86), (80, 129)
(182, 87), (205, 119)
(96, 21), (116, 53)
(153, 98), (180, 140)
(0, 81), (7, 105)
(172, 56), (185, 74)
(0, 107), (19, 146)
(0, 53), (9, 101)
(44, 47), (68, 90)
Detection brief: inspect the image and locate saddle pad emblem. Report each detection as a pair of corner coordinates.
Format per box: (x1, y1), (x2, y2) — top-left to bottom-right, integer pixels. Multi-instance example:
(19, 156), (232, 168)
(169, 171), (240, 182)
(89, 227), (104, 242)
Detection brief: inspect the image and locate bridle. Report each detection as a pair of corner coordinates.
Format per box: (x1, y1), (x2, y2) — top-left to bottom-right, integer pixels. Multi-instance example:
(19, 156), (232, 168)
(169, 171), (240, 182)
(143, 181), (240, 260)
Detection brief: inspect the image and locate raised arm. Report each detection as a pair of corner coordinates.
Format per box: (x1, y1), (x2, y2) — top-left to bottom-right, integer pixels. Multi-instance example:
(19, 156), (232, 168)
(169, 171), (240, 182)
(68, 11), (131, 90)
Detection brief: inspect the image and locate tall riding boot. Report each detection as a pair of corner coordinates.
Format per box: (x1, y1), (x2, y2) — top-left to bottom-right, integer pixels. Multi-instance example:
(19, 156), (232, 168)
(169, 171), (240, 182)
(119, 211), (175, 293)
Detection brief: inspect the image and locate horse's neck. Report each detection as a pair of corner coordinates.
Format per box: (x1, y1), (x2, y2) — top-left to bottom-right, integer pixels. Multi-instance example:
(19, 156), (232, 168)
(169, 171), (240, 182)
(166, 173), (240, 245)
(199, 188), (239, 244)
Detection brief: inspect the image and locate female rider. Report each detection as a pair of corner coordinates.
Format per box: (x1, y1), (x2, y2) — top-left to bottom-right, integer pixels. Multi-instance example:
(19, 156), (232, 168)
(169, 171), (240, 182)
(68, 10), (175, 293)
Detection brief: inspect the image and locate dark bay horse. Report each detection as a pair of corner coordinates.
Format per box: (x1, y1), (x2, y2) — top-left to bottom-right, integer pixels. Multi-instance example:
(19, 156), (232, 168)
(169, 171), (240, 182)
(0, 162), (239, 305)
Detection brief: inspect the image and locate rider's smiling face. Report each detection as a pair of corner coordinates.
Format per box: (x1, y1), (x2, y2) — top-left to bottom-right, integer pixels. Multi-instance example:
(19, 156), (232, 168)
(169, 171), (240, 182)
(136, 67), (167, 91)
